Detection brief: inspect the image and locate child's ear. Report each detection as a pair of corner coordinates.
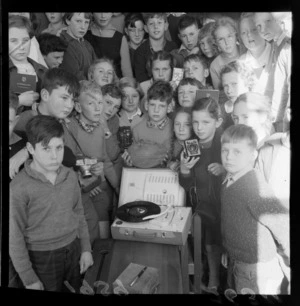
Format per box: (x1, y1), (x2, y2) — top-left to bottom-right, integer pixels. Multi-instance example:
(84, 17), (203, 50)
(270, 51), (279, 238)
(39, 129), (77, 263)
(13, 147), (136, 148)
(40, 88), (49, 101)
(216, 117), (223, 128)
(74, 102), (82, 113)
(144, 24), (149, 34)
(144, 100), (149, 111)
(26, 142), (34, 155)
(167, 102), (173, 113)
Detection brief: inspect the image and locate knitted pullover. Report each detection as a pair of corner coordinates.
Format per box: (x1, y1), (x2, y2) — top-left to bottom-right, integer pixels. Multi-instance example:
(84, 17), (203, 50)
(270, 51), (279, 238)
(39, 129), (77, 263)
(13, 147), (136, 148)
(221, 169), (289, 264)
(9, 160), (91, 286)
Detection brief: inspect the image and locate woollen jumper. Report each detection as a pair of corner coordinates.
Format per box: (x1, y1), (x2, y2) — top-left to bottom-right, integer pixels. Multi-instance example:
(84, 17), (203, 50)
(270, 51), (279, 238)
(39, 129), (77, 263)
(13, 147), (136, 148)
(9, 160), (91, 286)
(221, 169), (289, 264)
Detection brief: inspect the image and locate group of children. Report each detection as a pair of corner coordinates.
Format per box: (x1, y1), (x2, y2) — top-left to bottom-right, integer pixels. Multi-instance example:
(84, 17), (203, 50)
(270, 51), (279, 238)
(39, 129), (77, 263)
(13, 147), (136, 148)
(7, 12), (291, 295)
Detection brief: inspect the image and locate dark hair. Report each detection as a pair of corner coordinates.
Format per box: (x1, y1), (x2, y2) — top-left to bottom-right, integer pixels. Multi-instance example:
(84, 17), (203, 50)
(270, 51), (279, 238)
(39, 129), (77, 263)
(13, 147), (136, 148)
(178, 15), (199, 32)
(142, 12), (167, 24)
(101, 83), (124, 100)
(147, 80), (173, 105)
(37, 33), (68, 56)
(220, 60), (256, 91)
(198, 21), (219, 57)
(9, 15), (34, 38)
(26, 115), (64, 148)
(9, 91), (19, 112)
(64, 12), (93, 24)
(125, 12), (145, 29)
(183, 54), (209, 70)
(146, 50), (175, 80)
(172, 106), (192, 121)
(42, 68), (80, 98)
(192, 97), (221, 120)
(221, 124), (257, 150)
(177, 77), (205, 90)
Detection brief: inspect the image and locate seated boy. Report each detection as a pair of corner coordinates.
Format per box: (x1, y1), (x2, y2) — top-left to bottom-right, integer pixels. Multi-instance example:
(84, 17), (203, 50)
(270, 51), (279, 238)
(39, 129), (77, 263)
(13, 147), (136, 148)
(171, 14), (201, 68)
(10, 67), (80, 180)
(65, 80), (120, 241)
(134, 12), (177, 83)
(37, 32), (68, 68)
(123, 80), (173, 168)
(220, 124), (289, 294)
(9, 115), (93, 292)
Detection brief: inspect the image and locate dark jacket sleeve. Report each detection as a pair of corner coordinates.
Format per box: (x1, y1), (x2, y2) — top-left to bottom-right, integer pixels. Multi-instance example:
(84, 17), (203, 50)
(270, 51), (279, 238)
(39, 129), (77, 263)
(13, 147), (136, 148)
(134, 45), (150, 83)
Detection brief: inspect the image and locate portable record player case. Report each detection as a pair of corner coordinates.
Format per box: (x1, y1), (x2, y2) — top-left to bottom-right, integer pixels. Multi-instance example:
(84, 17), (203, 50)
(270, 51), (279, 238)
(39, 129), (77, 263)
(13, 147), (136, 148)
(111, 168), (192, 245)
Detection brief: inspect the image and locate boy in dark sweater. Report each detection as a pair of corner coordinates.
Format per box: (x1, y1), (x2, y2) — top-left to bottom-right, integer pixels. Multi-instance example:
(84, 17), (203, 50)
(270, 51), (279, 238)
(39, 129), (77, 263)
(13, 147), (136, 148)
(220, 124), (289, 294)
(9, 115), (93, 292)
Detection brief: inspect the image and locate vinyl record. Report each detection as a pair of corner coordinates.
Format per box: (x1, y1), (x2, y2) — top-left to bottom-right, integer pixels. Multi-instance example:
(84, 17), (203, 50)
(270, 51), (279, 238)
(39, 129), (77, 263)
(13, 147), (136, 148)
(116, 201), (161, 223)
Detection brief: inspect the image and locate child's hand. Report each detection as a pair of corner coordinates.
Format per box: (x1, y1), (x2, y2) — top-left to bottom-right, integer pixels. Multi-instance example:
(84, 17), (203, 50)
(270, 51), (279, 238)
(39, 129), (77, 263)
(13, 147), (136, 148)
(180, 151), (200, 172)
(121, 150), (133, 167)
(208, 162), (226, 176)
(169, 81), (178, 91)
(80, 251), (94, 274)
(221, 253), (228, 268)
(18, 91), (40, 107)
(10, 147), (29, 179)
(56, 26), (68, 37)
(89, 186), (102, 197)
(25, 280), (44, 290)
(90, 161), (104, 177)
(168, 160), (180, 172)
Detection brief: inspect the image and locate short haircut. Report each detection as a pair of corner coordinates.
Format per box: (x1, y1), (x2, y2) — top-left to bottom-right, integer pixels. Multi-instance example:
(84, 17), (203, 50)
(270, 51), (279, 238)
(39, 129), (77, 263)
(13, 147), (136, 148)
(101, 83), (123, 100)
(64, 12), (93, 23)
(79, 80), (102, 97)
(221, 124), (258, 150)
(9, 15), (34, 38)
(220, 60), (256, 91)
(42, 68), (80, 98)
(178, 14), (199, 32)
(147, 80), (173, 105)
(9, 91), (19, 112)
(88, 58), (119, 84)
(146, 50), (175, 79)
(142, 12), (167, 24)
(183, 54), (209, 70)
(118, 76), (144, 100)
(192, 97), (221, 120)
(177, 77), (205, 90)
(173, 106), (192, 120)
(124, 12), (145, 29)
(37, 33), (68, 56)
(26, 115), (64, 148)
(198, 21), (216, 41)
(212, 16), (238, 41)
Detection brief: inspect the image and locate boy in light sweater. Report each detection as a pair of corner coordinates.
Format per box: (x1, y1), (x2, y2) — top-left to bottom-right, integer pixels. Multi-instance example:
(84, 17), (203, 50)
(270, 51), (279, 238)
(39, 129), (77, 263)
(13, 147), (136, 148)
(220, 124), (289, 294)
(9, 115), (93, 292)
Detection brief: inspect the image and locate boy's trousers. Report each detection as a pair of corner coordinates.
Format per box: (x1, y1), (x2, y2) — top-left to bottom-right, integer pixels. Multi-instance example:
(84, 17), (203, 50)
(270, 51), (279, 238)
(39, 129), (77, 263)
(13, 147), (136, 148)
(28, 238), (82, 292)
(227, 255), (284, 294)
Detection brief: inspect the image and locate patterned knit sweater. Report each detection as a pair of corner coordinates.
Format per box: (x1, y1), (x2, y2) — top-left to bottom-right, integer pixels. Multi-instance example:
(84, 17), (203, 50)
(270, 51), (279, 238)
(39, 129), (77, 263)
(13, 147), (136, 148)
(221, 169), (289, 264)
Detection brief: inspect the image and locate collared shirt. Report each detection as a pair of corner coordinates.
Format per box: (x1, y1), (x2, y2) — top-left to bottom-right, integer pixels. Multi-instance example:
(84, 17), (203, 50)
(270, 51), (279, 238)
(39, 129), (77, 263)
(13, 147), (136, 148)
(146, 117), (169, 130)
(222, 165), (253, 188)
(124, 108), (142, 122)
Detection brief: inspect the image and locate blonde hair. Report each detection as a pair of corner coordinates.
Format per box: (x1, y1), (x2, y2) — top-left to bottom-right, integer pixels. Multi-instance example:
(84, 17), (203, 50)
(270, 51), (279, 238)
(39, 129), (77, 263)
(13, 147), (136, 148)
(118, 77), (144, 100)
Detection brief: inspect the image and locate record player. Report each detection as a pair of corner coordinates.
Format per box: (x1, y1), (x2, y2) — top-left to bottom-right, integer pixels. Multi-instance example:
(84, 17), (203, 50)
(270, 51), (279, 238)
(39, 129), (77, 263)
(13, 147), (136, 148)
(111, 168), (192, 245)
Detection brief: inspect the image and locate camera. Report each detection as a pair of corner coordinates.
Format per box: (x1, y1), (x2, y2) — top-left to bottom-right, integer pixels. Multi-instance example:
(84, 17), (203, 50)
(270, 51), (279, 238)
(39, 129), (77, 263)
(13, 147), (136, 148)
(117, 126), (133, 151)
(184, 139), (201, 157)
(76, 157), (98, 178)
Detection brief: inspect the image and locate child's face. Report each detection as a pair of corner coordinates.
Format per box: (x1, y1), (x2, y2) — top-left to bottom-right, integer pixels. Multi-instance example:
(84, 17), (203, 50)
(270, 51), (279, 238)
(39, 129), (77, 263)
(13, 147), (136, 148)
(221, 140), (256, 175)
(42, 86), (74, 119)
(152, 59), (172, 82)
(174, 112), (192, 141)
(126, 20), (145, 46)
(214, 25), (237, 55)
(145, 16), (167, 41)
(9, 27), (31, 63)
(77, 91), (104, 124)
(192, 110), (222, 143)
(199, 35), (215, 58)
(9, 107), (19, 139)
(253, 13), (278, 42)
(232, 101), (265, 132)
(43, 51), (64, 68)
(121, 86), (140, 114)
(28, 137), (64, 174)
(184, 60), (208, 84)
(45, 13), (64, 24)
(179, 24), (199, 51)
(222, 71), (248, 103)
(146, 99), (171, 123)
(102, 94), (121, 120)
(240, 17), (265, 52)
(178, 84), (198, 108)
(93, 13), (113, 28)
(90, 62), (114, 87)
(66, 13), (90, 39)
